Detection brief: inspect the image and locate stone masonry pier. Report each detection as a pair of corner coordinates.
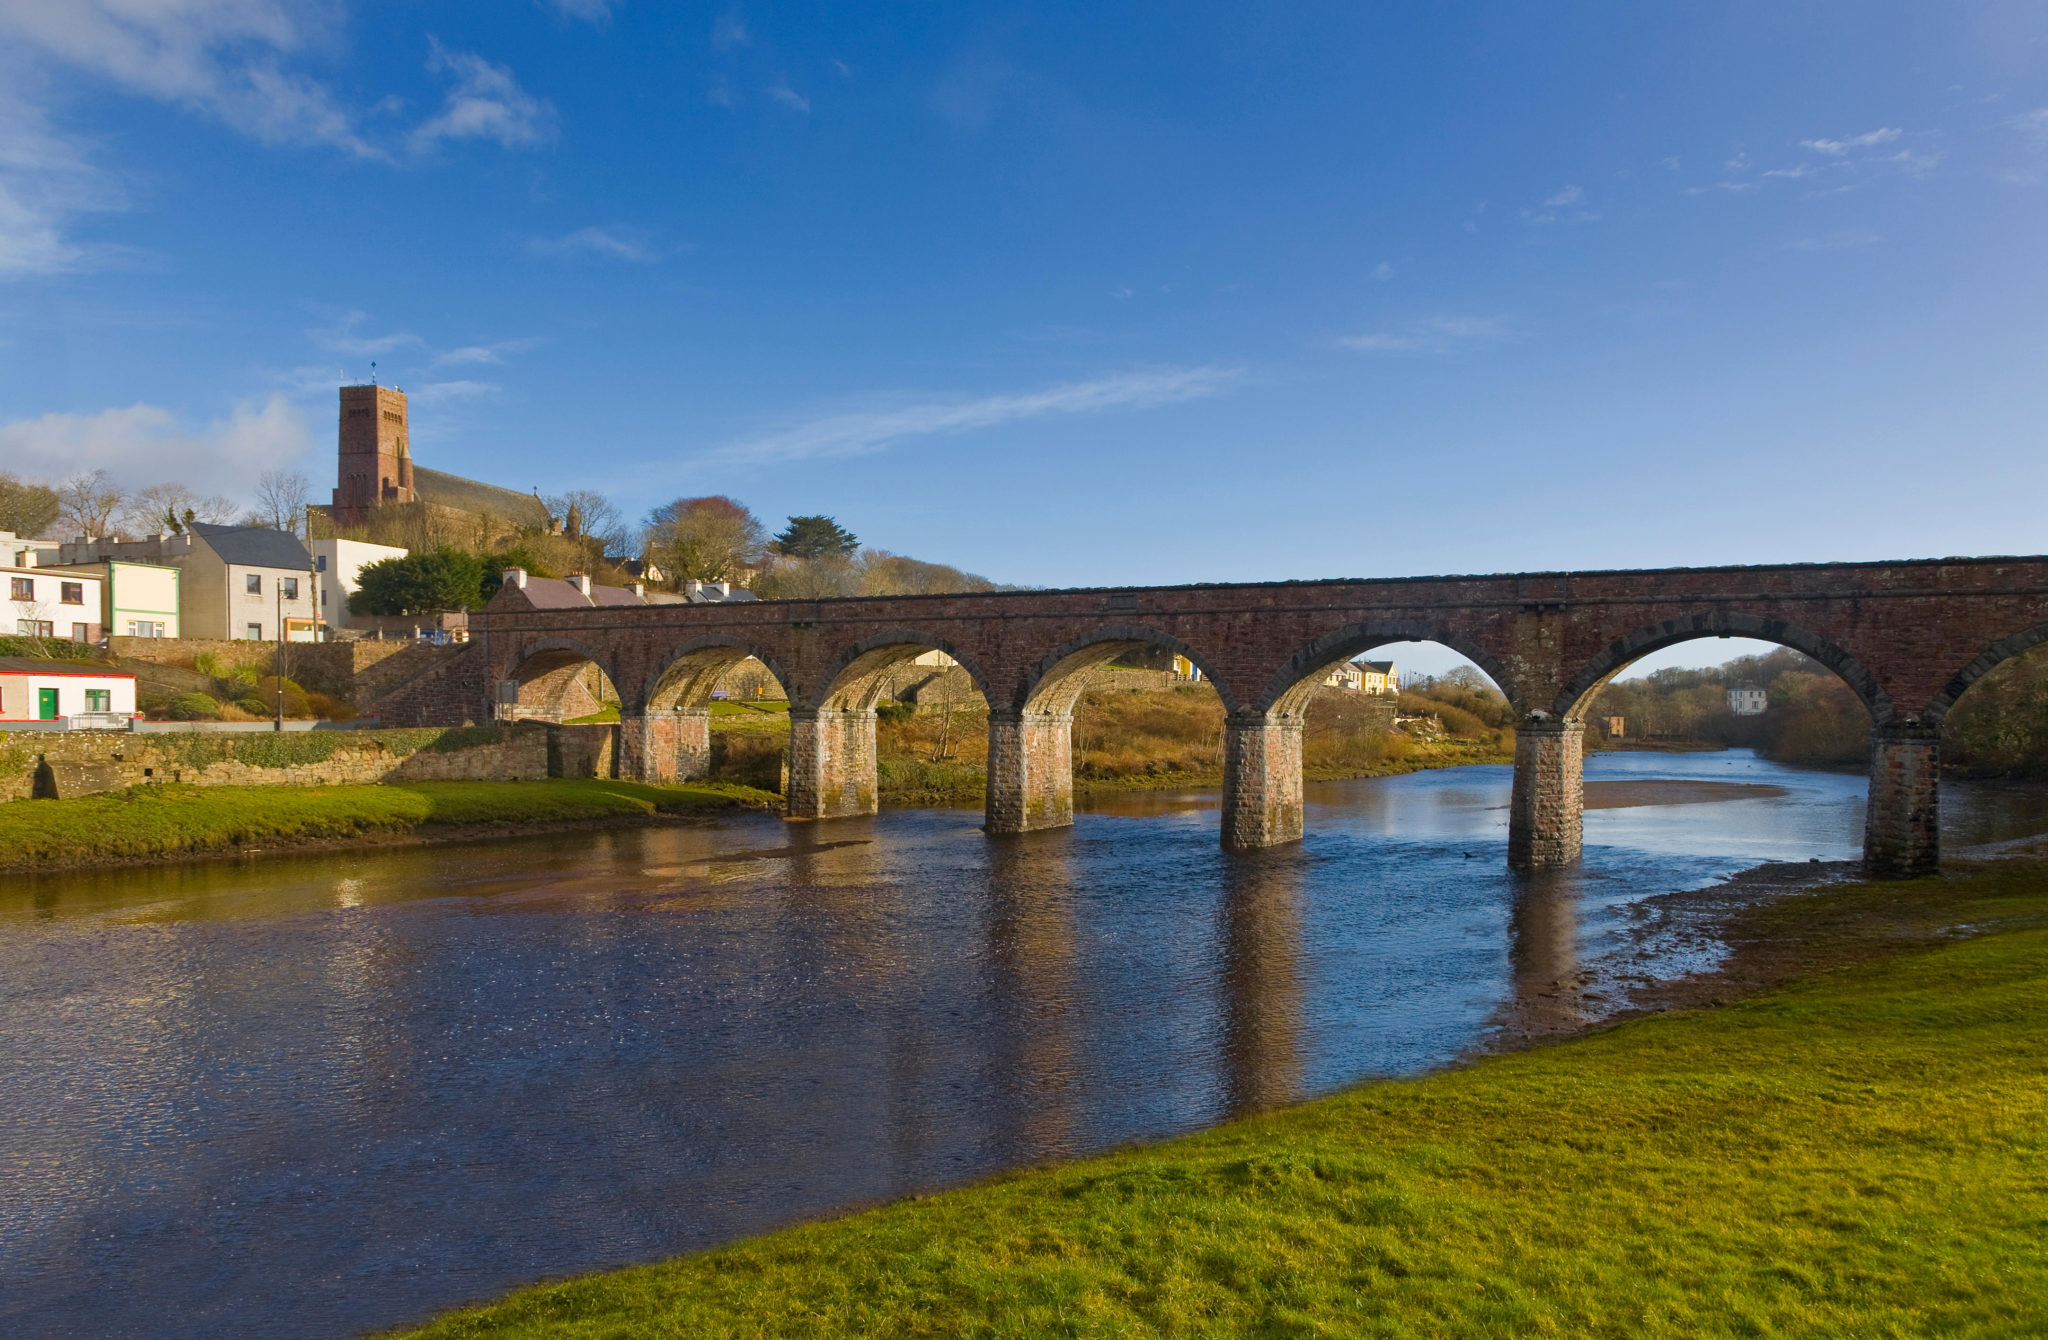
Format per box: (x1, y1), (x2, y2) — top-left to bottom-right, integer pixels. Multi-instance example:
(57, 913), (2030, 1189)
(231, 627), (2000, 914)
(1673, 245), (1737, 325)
(369, 557), (2048, 879)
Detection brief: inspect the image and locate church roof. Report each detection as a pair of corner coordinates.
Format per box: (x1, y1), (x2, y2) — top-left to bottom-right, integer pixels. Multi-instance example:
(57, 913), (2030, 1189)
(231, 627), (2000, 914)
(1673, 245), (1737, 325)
(412, 467), (550, 526)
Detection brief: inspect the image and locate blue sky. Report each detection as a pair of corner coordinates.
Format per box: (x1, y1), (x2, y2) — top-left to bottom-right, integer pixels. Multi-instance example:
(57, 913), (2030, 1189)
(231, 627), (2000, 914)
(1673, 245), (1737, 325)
(3, 3), (2045, 675)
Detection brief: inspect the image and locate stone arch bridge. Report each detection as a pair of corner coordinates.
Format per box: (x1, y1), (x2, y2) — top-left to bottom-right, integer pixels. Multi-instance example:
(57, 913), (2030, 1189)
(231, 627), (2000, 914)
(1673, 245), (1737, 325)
(377, 557), (2048, 878)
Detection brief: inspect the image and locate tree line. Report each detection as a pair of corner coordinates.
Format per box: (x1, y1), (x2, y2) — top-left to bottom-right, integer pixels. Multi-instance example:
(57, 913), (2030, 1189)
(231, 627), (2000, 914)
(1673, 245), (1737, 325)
(1, 467), (314, 541)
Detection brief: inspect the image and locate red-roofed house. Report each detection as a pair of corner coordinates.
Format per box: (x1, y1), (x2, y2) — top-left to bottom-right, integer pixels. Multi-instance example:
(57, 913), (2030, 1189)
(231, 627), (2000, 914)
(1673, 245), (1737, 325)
(0, 658), (137, 724)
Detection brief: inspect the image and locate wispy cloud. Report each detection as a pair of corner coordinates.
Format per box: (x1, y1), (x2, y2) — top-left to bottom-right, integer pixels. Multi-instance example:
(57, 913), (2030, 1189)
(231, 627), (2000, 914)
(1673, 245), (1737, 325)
(712, 11), (750, 49)
(0, 87), (129, 278)
(0, 394), (312, 495)
(1370, 261), (1394, 281)
(431, 338), (542, 368)
(1523, 184), (1598, 224)
(527, 225), (663, 262)
(411, 380), (501, 404)
(410, 39), (557, 153)
(1800, 128), (1901, 155)
(1338, 316), (1514, 354)
(310, 311), (423, 357)
(765, 77), (809, 112)
(543, 0), (615, 23)
(2013, 108), (2048, 147)
(1787, 229), (1881, 252)
(717, 366), (1244, 463)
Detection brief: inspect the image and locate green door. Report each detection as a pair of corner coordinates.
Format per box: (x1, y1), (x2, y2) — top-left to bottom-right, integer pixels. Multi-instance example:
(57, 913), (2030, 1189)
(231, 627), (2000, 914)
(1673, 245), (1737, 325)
(37, 687), (59, 719)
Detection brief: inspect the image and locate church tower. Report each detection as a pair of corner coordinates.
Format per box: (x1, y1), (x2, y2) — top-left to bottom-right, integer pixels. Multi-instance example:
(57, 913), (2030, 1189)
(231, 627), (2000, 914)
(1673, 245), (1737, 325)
(332, 384), (416, 526)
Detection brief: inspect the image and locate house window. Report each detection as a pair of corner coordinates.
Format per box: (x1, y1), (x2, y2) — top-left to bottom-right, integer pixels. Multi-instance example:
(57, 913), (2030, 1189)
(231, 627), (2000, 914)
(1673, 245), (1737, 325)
(281, 577), (299, 600)
(72, 623), (90, 643)
(247, 623), (263, 640)
(321, 589), (329, 607)
(127, 621), (165, 638)
(9, 577), (30, 601)
(17, 619), (53, 637)
(246, 574), (262, 594)
(59, 582), (84, 604)
(85, 689), (111, 712)
(315, 555), (327, 572)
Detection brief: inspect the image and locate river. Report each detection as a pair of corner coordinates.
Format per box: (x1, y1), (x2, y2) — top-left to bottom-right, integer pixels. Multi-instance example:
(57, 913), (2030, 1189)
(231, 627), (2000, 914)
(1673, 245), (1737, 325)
(3, 750), (2045, 1339)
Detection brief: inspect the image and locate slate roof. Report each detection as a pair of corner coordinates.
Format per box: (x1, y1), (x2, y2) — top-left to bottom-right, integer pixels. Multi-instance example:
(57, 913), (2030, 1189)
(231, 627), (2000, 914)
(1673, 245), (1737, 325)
(516, 577), (648, 609)
(413, 467), (551, 526)
(189, 523), (312, 570)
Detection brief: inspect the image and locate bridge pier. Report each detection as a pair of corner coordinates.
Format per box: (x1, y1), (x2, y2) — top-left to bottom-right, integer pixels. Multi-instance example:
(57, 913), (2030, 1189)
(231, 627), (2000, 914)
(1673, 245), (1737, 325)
(1508, 719), (1584, 869)
(787, 707), (878, 820)
(986, 709), (1074, 834)
(1865, 725), (1939, 878)
(617, 710), (711, 784)
(1222, 714), (1304, 849)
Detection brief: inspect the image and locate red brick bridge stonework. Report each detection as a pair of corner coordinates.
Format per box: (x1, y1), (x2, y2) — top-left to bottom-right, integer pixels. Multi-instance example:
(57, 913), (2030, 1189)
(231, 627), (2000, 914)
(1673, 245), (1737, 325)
(375, 557), (2048, 878)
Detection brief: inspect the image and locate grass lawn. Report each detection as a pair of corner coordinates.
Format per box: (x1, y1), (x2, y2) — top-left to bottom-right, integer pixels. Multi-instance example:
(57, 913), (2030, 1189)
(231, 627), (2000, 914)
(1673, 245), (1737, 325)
(388, 858), (2048, 1339)
(0, 778), (777, 870)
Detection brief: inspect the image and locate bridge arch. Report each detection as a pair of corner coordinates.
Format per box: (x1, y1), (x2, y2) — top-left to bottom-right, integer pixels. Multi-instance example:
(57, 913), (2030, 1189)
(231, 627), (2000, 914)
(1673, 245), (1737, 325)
(638, 634), (796, 715)
(1259, 620), (1515, 719)
(1924, 617), (2048, 726)
(1553, 611), (1893, 726)
(502, 637), (623, 723)
(813, 629), (995, 713)
(1015, 625), (1238, 716)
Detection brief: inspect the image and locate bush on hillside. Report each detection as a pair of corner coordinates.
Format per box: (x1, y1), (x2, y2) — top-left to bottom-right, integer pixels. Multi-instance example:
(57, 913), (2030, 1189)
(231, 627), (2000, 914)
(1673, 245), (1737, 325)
(168, 692), (222, 721)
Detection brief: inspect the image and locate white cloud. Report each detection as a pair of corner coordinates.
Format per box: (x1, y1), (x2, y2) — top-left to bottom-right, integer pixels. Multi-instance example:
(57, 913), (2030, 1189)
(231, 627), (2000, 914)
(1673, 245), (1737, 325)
(1370, 261), (1394, 281)
(431, 338), (541, 367)
(1339, 316), (1514, 354)
(712, 11), (750, 49)
(527, 225), (662, 262)
(0, 86), (129, 279)
(717, 366), (1243, 463)
(1524, 185), (1597, 224)
(310, 311), (423, 356)
(1787, 229), (1881, 251)
(544, 0), (615, 22)
(1800, 128), (1902, 155)
(411, 380), (500, 404)
(765, 78), (809, 112)
(410, 40), (557, 153)
(2012, 108), (2048, 146)
(0, 395), (312, 496)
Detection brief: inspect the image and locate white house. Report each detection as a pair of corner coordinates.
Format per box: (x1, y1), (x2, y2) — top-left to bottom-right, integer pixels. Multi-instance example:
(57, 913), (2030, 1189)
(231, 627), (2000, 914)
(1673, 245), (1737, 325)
(1728, 683), (1768, 716)
(60, 524), (320, 641)
(6, 563), (105, 644)
(0, 658), (137, 722)
(311, 537), (408, 629)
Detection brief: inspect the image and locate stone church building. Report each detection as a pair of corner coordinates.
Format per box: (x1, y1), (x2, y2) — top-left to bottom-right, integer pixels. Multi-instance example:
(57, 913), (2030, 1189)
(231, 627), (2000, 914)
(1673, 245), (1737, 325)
(323, 384), (548, 540)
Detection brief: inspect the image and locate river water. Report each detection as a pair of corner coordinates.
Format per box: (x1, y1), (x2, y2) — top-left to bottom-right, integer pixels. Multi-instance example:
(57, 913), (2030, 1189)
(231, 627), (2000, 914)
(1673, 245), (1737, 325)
(4, 750), (2045, 1339)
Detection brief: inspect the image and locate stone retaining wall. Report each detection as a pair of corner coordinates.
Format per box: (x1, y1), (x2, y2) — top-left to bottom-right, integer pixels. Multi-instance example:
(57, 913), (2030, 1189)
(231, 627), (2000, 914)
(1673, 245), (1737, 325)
(1, 722), (619, 801)
(110, 637), (419, 702)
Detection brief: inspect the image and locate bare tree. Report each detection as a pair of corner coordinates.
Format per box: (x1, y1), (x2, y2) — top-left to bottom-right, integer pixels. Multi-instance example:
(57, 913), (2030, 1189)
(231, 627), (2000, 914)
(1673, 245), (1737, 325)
(9, 582), (54, 655)
(251, 469), (312, 538)
(544, 490), (629, 556)
(121, 483), (240, 536)
(57, 469), (124, 539)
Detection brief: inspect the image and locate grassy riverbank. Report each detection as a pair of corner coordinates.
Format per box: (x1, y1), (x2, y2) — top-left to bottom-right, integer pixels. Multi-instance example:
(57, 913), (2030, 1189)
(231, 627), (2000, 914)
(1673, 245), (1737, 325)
(0, 778), (778, 872)
(390, 855), (2048, 1338)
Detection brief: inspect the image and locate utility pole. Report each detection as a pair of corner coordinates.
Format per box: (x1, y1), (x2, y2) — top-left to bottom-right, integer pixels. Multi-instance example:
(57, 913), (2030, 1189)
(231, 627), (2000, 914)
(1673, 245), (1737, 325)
(274, 578), (285, 732)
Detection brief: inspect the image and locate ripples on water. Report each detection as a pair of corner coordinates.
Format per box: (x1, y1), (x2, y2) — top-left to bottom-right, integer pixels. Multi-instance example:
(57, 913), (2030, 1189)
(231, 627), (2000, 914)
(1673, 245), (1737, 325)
(2, 751), (2044, 1339)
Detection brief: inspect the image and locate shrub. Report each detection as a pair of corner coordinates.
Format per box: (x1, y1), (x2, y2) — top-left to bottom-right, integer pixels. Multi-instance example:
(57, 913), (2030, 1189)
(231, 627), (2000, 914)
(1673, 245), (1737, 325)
(875, 700), (916, 726)
(234, 696), (269, 717)
(167, 692), (222, 721)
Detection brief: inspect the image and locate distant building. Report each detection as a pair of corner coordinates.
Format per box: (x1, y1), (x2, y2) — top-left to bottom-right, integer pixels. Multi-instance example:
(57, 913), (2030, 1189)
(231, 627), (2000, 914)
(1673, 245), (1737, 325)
(680, 580), (760, 604)
(326, 385), (549, 533)
(1324, 659), (1399, 694)
(1728, 682), (1768, 716)
(1604, 715), (1625, 738)
(6, 562), (104, 644)
(312, 537), (408, 629)
(59, 524), (319, 641)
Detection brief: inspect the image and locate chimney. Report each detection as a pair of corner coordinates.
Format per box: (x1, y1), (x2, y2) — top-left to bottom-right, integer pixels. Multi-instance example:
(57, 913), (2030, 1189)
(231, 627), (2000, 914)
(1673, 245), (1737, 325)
(568, 572), (592, 597)
(630, 582), (645, 599)
(683, 579), (704, 598)
(15, 550), (33, 569)
(502, 566), (528, 590)
(708, 580), (730, 599)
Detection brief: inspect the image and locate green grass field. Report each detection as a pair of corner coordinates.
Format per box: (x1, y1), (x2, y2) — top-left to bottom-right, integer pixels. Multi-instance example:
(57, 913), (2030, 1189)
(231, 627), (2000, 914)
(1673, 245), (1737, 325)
(0, 778), (777, 870)
(388, 858), (2048, 1339)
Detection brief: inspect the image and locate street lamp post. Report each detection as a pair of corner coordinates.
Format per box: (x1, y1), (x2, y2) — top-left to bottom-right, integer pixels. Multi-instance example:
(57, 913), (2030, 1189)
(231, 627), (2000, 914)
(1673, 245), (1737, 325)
(274, 578), (284, 732)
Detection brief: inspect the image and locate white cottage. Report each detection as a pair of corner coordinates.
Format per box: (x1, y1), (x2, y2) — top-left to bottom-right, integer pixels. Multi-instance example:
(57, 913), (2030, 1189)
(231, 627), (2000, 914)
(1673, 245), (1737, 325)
(0, 658), (137, 723)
